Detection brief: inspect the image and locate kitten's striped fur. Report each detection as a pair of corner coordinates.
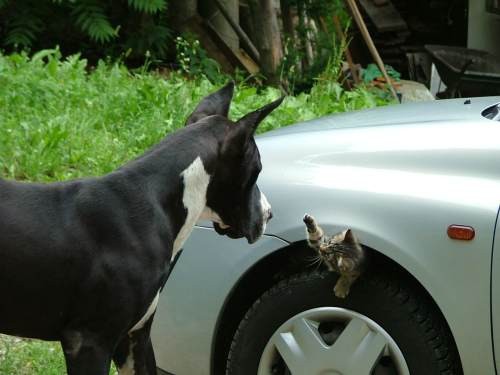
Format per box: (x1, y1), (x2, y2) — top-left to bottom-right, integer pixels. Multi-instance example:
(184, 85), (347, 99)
(303, 214), (367, 298)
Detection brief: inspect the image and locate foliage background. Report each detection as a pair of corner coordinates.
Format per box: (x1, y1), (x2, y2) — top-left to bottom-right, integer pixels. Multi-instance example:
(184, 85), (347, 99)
(0, 0), (359, 90)
(0, 49), (389, 182)
(0, 0), (170, 63)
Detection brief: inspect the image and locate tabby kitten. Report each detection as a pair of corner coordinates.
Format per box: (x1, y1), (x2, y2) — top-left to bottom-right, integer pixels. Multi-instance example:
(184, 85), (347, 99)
(303, 214), (367, 298)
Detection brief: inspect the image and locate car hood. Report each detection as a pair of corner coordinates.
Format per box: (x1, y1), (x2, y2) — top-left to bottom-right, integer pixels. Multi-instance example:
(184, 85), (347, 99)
(256, 97), (500, 241)
(258, 96), (499, 138)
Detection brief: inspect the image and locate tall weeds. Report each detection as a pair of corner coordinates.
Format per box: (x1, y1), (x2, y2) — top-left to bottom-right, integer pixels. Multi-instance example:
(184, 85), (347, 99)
(0, 49), (390, 183)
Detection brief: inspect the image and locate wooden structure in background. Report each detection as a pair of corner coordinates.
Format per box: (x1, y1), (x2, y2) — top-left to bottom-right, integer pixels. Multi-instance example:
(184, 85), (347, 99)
(358, 0), (407, 32)
(169, 0), (260, 75)
(345, 0), (399, 100)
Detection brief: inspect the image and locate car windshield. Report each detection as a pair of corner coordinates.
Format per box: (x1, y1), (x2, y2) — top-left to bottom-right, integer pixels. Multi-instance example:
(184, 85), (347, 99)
(482, 103), (500, 121)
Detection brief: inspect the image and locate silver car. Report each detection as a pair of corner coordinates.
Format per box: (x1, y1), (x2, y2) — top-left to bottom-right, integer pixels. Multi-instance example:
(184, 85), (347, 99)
(152, 97), (500, 375)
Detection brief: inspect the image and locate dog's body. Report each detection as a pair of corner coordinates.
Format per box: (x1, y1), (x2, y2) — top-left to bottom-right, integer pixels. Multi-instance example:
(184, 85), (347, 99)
(0, 83), (282, 374)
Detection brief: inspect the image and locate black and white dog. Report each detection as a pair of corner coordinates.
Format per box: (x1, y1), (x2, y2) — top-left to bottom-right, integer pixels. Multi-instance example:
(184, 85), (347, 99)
(0, 82), (283, 374)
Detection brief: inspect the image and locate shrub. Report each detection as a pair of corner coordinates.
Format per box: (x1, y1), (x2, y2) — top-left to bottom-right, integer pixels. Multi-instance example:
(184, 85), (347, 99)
(0, 49), (391, 182)
(0, 0), (170, 61)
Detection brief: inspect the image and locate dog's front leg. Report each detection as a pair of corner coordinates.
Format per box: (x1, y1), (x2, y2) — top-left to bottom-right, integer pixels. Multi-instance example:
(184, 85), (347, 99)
(61, 330), (113, 375)
(113, 317), (156, 375)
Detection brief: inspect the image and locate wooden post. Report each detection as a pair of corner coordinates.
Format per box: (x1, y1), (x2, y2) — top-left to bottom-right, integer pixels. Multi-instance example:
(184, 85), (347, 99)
(213, 0), (261, 63)
(248, 0), (283, 84)
(345, 0), (399, 101)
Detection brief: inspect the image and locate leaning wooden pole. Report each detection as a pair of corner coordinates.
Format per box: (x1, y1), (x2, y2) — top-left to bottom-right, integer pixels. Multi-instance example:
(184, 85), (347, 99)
(345, 0), (399, 101)
(213, 0), (261, 63)
(331, 15), (361, 85)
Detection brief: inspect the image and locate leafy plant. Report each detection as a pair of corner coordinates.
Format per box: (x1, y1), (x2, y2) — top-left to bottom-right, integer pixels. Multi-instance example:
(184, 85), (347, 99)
(361, 63), (401, 83)
(175, 35), (224, 84)
(1, 1), (44, 48)
(72, 1), (117, 43)
(0, 49), (391, 182)
(127, 0), (166, 13)
(0, 0), (171, 61)
(279, 0), (352, 93)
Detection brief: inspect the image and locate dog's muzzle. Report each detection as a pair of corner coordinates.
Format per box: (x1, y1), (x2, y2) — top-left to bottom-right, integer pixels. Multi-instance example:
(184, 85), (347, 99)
(213, 222), (244, 239)
(213, 222), (261, 244)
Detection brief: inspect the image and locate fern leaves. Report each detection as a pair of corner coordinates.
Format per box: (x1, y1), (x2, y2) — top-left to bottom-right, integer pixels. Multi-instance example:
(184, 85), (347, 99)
(4, 8), (43, 47)
(72, 2), (116, 43)
(0, 0), (171, 59)
(127, 0), (167, 14)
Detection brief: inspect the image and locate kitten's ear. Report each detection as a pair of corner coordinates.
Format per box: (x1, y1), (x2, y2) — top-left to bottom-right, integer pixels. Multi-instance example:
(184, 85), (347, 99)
(185, 81), (234, 126)
(343, 229), (359, 244)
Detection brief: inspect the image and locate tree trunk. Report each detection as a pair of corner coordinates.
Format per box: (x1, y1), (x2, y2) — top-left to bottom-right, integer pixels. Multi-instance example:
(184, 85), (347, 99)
(248, 0), (283, 84)
(168, 0), (198, 29)
(280, 0), (294, 38)
(296, 0), (308, 71)
(304, 13), (314, 66)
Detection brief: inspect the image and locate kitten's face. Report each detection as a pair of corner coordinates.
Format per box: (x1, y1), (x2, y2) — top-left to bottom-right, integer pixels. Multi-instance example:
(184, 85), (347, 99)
(320, 246), (356, 272)
(318, 230), (360, 273)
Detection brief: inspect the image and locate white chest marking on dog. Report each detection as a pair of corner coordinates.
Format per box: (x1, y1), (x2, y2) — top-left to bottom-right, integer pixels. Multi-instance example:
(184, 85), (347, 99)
(172, 157), (211, 260)
(129, 291), (160, 333)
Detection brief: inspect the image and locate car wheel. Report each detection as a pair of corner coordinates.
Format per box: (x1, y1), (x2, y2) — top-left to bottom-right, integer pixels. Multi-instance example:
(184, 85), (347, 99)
(226, 270), (461, 375)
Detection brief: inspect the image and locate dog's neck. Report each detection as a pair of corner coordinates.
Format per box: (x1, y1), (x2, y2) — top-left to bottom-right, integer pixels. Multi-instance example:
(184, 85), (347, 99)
(171, 156), (210, 258)
(116, 127), (220, 260)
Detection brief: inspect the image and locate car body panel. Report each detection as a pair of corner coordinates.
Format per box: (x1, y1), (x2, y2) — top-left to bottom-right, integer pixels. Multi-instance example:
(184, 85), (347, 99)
(153, 97), (500, 374)
(151, 231), (289, 375)
(491, 207), (500, 371)
(259, 96), (494, 136)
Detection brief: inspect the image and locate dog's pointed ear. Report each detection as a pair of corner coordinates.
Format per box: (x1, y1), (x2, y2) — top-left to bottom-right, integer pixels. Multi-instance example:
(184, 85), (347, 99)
(185, 81), (235, 126)
(236, 96), (285, 134)
(222, 96), (285, 155)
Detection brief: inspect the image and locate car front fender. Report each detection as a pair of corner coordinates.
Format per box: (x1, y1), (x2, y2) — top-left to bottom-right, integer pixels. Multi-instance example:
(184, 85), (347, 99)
(151, 229), (289, 375)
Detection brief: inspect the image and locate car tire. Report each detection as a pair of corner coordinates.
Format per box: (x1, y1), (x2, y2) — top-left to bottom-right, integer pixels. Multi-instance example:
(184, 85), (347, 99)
(226, 269), (462, 375)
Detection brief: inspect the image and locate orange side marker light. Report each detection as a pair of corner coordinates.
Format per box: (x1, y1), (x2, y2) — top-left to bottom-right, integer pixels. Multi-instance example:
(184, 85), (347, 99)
(447, 225), (475, 241)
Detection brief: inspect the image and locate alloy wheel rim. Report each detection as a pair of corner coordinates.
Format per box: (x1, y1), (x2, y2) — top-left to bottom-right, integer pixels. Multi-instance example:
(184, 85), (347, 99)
(258, 307), (410, 375)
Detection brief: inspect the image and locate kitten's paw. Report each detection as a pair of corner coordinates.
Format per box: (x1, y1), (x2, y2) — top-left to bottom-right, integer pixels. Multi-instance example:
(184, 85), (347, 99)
(334, 284), (349, 299)
(303, 214), (316, 232)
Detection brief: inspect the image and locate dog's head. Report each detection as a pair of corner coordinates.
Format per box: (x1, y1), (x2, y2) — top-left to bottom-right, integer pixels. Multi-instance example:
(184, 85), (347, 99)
(186, 82), (283, 244)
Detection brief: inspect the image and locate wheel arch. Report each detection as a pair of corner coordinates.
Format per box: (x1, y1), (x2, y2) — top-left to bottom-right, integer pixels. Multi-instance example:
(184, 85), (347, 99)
(211, 239), (463, 375)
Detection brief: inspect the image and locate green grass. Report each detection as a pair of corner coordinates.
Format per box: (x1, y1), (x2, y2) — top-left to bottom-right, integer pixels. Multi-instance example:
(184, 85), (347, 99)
(0, 49), (391, 374)
(0, 335), (66, 375)
(0, 335), (117, 374)
(0, 49), (391, 183)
